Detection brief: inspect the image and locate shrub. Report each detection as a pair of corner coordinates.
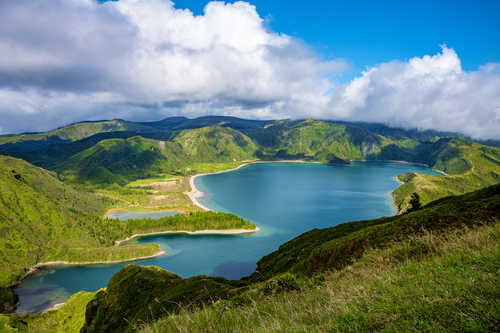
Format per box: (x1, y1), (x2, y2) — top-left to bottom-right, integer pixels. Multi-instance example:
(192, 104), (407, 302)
(262, 273), (299, 295)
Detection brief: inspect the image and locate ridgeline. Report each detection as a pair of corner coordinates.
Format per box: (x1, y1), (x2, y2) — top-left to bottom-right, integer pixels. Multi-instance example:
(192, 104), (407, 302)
(0, 116), (499, 331)
(2, 184), (498, 332)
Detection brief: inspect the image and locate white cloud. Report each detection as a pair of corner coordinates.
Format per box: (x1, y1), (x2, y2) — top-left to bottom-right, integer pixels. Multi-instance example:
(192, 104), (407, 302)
(326, 46), (500, 139)
(0, 1), (498, 139)
(0, 0), (344, 133)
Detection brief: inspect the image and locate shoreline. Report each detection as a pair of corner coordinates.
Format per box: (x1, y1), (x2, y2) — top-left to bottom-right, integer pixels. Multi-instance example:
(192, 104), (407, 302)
(186, 158), (438, 216)
(115, 227), (261, 245)
(21, 250), (167, 280)
(22, 225), (261, 280)
(186, 159), (322, 211)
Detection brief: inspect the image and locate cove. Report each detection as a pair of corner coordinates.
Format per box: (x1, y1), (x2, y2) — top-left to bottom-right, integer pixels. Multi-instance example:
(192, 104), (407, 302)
(15, 161), (437, 313)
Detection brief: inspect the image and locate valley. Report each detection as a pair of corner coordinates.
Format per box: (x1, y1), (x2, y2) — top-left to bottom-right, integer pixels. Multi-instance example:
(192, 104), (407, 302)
(0, 116), (499, 332)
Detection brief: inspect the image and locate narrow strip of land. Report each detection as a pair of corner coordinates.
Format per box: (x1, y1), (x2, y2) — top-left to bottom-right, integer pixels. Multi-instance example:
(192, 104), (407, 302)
(23, 250), (167, 279)
(115, 227), (261, 245)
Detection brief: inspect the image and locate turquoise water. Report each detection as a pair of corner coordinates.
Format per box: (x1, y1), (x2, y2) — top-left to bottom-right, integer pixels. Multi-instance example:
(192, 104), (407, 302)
(107, 210), (182, 220)
(14, 162), (437, 313)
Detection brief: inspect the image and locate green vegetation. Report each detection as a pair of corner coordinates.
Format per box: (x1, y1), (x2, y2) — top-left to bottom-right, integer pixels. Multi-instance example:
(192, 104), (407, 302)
(123, 211), (255, 236)
(0, 155), (254, 314)
(5, 291), (98, 333)
(143, 221), (499, 333)
(21, 184), (498, 333)
(0, 119), (163, 153)
(393, 139), (500, 211)
(0, 155), (124, 287)
(81, 265), (248, 333)
(2, 117), (499, 213)
(52, 126), (256, 187)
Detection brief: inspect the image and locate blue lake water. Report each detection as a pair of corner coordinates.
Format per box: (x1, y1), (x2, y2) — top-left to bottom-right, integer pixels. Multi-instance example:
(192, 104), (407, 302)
(14, 161), (437, 313)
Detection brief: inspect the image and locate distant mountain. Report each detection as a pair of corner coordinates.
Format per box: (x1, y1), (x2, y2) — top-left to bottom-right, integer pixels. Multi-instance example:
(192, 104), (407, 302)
(1, 116), (499, 211)
(1, 116), (499, 331)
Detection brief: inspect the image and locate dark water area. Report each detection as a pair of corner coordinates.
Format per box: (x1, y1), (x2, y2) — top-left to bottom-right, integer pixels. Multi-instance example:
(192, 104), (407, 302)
(15, 161), (437, 313)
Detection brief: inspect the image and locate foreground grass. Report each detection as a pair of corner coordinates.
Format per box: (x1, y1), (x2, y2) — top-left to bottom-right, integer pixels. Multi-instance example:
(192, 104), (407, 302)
(16, 291), (97, 333)
(142, 223), (500, 333)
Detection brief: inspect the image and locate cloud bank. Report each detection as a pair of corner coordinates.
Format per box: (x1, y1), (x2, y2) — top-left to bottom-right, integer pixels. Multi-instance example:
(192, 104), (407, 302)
(327, 46), (500, 139)
(0, 0), (499, 139)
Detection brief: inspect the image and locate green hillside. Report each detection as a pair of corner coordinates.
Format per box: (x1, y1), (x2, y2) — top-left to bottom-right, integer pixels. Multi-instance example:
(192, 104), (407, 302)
(173, 126), (257, 162)
(82, 266), (248, 333)
(2, 117), (500, 213)
(144, 218), (499, 333)
(0, 155), (254, 313)
(0, 119), (165, 154)
(393, 139), (500, 211)
(5, 184), (495, 333)
(58, 136), (186, 186)
(56, 126), (257, 186)
(0, 156), (163, 311)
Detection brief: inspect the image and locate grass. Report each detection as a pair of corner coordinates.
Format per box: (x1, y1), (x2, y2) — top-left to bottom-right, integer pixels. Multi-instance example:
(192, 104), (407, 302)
(249, 184), (500, 281)
(123, 211), (256, 236)
(10, 291), (98, 333)
(141, 222), (500, 333)
(0, 155), (254, 313)
(393, 139), (500, 212)
(73, 185), (499, 332)
(81, 265), (248, 333)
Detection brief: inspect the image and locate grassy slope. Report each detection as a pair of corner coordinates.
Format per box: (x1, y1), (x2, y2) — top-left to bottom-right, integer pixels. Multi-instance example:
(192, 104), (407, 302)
(143, 222), (499, 333)
(22, 184), (495, 333)
(393, 139), (500, 211)
(57, 126), (257, 186)
(0, 155), (254, 311)
(58, 136), (186, 186)
(0, 156), (163, 287)
(0, 120), (161, 146)
(81, 266), (248, 333)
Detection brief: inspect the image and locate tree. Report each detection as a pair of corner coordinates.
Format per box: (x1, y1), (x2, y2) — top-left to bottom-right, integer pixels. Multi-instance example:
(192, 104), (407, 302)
(407, 192), (422, 212)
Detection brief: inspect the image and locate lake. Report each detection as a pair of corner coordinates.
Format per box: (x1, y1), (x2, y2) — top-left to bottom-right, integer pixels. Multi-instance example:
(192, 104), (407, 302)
(15, 161), (437, 313)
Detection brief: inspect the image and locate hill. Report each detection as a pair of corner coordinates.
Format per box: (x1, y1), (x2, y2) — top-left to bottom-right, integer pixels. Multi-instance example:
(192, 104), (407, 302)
(5, 184), (496, 332)
(1, 116), (500, 212)
(84, 184), (500, 332)
(55, 126), (257, 186)
(0, 119), (167, 153)
(392, 138), (500, 211)
(0, 155), (254, 313)
(0, 155), (163, 311)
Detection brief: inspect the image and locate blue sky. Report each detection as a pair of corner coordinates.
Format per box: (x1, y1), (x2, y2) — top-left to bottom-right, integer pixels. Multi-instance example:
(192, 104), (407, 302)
(172, 0), (500, 74)
(1, 0), (499, 138)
